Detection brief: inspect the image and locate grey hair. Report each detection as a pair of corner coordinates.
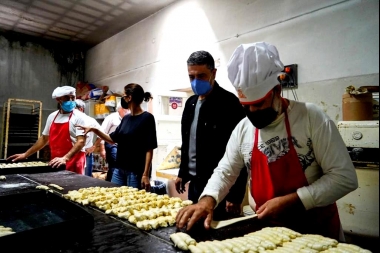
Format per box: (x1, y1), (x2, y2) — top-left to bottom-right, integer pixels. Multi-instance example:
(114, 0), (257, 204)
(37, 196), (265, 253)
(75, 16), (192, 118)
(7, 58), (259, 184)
(187, 51), (215, 70)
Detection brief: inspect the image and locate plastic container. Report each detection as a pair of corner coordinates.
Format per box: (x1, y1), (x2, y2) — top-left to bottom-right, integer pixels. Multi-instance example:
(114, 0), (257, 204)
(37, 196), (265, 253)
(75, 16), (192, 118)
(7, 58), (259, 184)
(342, 93), (373, 121)
(150, 180), (167, 195)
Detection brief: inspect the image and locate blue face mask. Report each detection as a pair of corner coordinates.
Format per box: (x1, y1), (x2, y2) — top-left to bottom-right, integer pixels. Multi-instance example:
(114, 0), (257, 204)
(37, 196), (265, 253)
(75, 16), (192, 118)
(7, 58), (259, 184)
(191, 79), (212, 95)
(61, 101), (76, 112)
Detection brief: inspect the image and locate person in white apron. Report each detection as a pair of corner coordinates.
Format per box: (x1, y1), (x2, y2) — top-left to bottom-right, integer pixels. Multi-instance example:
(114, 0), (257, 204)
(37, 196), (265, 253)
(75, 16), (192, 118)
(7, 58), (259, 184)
(8, 86), (87, 174)
(175, 42), (358, 241)
(75, 99), (101, 176)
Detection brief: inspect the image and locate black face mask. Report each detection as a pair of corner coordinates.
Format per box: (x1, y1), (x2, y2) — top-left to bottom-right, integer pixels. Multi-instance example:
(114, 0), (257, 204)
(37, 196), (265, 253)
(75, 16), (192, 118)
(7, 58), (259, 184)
(245, 107), (278, 129)
(245, 93), (278, 129)
(121, 97), (129, 109)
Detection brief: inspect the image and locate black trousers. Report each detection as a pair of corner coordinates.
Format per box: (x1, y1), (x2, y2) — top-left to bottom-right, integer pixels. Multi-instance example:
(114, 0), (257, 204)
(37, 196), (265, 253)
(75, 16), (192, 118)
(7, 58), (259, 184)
(188, 176), (239, 221)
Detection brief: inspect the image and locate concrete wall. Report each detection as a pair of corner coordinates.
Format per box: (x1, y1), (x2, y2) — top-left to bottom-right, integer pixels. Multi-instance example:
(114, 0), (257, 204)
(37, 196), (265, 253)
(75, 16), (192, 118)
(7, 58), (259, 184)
(0, 32), (85, 158)
(84, 0), (379, 173)
(85, 0), (379, 122)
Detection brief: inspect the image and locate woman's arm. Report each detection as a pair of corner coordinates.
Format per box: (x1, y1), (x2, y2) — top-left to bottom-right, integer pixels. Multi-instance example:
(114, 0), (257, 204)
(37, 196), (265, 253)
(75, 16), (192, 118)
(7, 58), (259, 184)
(141, 149), (154, 191)
(76, 125), (115, 144)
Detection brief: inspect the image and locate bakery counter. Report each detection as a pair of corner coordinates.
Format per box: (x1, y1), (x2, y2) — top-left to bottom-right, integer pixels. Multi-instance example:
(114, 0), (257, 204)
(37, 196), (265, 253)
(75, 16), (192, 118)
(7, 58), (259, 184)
(3, 171), (375, 252)
(0, 172), (179, 252)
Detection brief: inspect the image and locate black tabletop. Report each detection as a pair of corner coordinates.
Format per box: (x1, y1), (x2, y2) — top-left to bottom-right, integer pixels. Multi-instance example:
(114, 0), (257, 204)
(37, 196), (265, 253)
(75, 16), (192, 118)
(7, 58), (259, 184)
(0, 171), (265, 253)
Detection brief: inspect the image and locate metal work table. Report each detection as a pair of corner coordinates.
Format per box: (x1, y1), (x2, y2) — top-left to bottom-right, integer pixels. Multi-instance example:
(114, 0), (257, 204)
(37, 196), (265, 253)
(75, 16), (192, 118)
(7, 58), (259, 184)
(0, 171), (265, 253)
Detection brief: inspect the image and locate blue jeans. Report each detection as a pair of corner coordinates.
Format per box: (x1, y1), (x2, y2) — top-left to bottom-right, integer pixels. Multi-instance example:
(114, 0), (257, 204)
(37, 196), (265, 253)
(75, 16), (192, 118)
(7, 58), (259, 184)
(85, 153), (93, 177)
(111, 169), (140, 189)
(105, 143), (118, 182)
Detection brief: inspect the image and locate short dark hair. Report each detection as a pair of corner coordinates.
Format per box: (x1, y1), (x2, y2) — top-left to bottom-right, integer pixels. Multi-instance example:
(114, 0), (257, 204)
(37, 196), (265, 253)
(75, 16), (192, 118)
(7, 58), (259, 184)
(124, 83), (152, 105)
(187, 50), (215, 70)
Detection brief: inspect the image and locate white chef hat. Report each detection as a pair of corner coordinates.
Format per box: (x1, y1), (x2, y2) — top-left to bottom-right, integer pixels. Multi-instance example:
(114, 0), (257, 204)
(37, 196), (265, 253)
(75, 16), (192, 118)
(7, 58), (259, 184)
(52, 86), (76, 99)
(75, 99), (85, 109)
(116, 102), (121, 110)
(227, 42), (284, 104)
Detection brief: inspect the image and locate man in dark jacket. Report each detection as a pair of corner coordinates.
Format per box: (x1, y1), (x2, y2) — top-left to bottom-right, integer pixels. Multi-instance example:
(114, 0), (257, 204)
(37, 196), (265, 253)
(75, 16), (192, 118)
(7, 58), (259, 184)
(175, 50), (248, 220)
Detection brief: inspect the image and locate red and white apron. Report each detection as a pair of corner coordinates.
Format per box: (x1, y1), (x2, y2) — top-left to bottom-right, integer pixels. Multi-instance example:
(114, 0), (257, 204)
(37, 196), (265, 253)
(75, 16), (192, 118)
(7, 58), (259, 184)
(49, 111), (85, 174)
(250, 99), (341, 240)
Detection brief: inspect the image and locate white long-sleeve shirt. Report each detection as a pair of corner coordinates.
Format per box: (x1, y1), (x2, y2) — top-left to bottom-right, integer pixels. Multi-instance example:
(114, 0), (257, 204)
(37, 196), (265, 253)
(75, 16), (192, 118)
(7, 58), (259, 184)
(200, 100), (358, 211)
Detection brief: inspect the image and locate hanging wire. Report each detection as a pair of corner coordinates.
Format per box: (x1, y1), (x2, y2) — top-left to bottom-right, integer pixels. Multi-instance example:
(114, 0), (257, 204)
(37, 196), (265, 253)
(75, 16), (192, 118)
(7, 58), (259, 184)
(279, 73), (298, 101)
(291, 88), (299, 101)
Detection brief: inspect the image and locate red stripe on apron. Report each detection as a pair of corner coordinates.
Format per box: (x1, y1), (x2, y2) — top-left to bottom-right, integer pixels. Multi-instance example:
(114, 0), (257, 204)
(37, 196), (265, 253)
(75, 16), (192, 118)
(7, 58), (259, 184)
(250, 99), (341, 240)
(49, 111), (85, 174)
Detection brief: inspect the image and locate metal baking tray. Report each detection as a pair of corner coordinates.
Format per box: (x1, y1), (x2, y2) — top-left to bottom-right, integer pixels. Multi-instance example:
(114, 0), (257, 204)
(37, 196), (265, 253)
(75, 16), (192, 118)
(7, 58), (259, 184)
(0, 159), (65, 174)
(0, 190), (94, 250)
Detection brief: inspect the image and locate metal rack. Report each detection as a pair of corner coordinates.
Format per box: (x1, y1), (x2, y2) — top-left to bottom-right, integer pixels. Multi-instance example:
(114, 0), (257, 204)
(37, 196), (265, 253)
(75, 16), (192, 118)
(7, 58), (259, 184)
(1, 98), (42, 159)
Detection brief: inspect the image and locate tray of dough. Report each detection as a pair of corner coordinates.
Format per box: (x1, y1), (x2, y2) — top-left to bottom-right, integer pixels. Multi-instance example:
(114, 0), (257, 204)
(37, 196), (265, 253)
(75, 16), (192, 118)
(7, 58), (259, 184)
(0, 190), (94, 251)
(0, 159), (65, 174)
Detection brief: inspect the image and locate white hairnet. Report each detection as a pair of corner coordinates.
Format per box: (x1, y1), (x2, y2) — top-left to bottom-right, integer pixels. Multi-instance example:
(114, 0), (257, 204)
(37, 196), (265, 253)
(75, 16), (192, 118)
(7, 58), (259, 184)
(116, 102), (121, 110)
(227, 42), (284, 104)
(75, 99), (86, 109)
(52, 86), (76, 99)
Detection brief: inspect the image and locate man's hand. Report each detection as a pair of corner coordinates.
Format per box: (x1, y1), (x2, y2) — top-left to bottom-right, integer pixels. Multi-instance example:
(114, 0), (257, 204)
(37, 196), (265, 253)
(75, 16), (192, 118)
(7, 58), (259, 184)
(174, 177), (186, 194)
(141, 175), (151, 192)
(256, 193), (301, 219)
(100, 149), (106, 159)
(7, 153), (27, 162)
(225, 201), (242, 215)
(176, 196), (216, 231)
(85, 146), (96, 155)
(49, 157), (68, 168)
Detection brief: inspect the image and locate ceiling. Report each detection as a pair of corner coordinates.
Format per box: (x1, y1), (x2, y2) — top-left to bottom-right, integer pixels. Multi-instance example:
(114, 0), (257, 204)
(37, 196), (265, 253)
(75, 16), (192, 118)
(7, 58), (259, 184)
(0, 0), (177, 48)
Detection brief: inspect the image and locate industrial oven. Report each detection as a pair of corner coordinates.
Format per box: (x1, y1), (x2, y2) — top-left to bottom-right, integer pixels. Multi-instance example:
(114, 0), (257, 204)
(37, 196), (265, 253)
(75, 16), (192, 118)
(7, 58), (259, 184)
(336, 120), (379, 238)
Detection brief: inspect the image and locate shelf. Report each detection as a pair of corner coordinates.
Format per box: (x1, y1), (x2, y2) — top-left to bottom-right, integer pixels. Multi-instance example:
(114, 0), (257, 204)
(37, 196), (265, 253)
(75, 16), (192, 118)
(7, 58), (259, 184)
(155, 91), (189, 98)
(1, 99), (42, 159)
(7, 143), (35, 147)
(157, 140), (181, 146)
(171, 87), (194, 93)
(155, 115), (181, 122)
(92, 169), (107, 173)
(156, 168), (179, 180)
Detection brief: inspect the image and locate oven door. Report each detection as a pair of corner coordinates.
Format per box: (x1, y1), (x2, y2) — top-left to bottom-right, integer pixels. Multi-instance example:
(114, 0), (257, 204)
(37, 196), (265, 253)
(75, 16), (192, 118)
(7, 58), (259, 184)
(337, 166), (379, 237)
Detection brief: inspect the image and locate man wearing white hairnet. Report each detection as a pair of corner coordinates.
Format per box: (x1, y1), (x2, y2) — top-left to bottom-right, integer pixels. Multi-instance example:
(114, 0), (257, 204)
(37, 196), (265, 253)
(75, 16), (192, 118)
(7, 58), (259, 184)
(8, 86), (87, 174)
(176, 42), (358, 241)
(75, 99), (102, 177)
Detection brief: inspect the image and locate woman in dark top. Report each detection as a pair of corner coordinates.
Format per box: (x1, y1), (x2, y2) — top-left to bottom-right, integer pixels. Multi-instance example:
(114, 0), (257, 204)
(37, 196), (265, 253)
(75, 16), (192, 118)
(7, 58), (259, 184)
(77, 83), (157, 191)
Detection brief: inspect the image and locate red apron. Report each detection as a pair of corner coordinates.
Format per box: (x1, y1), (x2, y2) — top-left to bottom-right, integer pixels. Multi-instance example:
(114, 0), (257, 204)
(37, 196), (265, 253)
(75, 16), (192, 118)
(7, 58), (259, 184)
(250, 99), (341, 240)
(49, 111), (85, 174)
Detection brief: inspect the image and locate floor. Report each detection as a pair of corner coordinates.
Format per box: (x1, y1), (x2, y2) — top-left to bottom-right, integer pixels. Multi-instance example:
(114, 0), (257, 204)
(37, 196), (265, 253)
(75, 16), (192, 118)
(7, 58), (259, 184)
(344, 233), (379, 252)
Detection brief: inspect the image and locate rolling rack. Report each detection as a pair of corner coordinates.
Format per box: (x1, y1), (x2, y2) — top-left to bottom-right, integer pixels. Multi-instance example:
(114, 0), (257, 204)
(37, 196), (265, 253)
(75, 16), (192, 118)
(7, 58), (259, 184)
(0, 98), (42, 159)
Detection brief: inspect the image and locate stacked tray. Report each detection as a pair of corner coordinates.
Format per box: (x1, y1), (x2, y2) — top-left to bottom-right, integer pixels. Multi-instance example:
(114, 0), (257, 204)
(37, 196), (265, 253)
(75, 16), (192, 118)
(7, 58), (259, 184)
(0, 159), (65, 175)
(0, 190), (94, 250)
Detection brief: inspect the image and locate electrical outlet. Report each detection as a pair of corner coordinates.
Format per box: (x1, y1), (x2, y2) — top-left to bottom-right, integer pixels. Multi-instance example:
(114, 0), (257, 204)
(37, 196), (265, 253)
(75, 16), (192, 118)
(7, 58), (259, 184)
(278, 64), (298, 89)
